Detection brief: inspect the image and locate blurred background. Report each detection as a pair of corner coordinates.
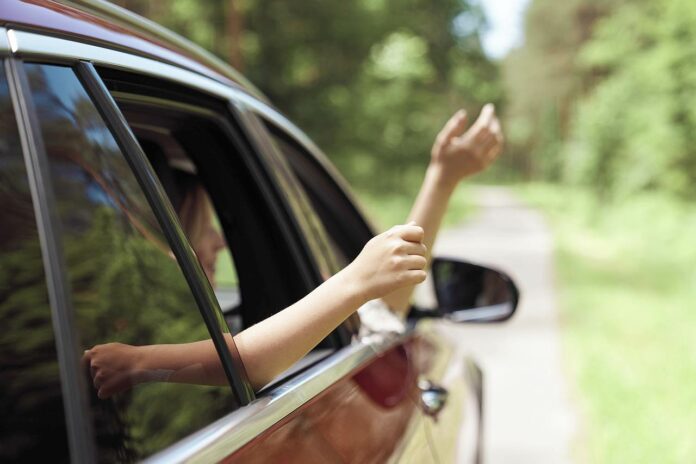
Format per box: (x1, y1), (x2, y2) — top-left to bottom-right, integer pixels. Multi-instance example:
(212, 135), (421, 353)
(113, 0), (695, 462)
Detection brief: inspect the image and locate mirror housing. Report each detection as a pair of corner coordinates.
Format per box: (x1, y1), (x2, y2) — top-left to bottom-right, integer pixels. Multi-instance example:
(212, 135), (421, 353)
(411, 257), (519, 323)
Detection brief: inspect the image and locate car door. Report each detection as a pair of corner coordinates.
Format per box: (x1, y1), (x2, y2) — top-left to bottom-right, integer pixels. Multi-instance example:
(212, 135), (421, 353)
(84, 44), (427, 462)
(264, 126), (485, 462)
(260, 123), (484, 463)
(3, 56), (267, 461)
(4, 27), (443, 462)
(246, 115), (455, 463)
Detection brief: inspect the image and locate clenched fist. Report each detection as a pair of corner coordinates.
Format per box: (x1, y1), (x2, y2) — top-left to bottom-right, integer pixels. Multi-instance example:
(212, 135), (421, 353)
(343, 223), (428, 304)
(83, 342), (149, 399)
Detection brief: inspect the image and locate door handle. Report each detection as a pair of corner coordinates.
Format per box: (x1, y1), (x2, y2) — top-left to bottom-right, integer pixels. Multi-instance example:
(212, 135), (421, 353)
(418, 379), (449, 418)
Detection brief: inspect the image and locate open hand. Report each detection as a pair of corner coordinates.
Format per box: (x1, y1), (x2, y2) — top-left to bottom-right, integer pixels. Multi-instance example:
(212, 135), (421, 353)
(431, 103), (503, 185)
(345, 223), (427, 303)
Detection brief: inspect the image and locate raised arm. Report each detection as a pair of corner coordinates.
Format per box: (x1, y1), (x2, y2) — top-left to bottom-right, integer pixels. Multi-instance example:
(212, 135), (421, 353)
(381, 104), (503, 317)
(85, 224), (427, 397)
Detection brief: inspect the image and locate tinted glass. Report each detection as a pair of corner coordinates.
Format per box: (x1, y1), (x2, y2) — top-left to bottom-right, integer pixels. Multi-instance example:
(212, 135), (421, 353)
(0, 66), (70, 461)
(265, 127), (355, 270)
(25, 63), (238, 461)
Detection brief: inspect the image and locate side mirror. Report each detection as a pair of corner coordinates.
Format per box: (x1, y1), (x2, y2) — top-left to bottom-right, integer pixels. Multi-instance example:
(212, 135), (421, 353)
(411, 257), (519, 323)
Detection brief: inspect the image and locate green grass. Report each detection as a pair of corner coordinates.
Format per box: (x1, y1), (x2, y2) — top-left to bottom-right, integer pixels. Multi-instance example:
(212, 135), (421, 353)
(518, 184), (696, 464)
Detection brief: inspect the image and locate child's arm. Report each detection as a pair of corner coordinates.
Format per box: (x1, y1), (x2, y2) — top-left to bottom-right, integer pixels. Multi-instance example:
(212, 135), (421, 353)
(85, 223), (427, 398)
(381, 104), (504, 317)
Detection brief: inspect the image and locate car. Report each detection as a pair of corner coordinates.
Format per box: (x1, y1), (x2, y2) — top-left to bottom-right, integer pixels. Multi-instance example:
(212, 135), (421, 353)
(0, 1), (519, 462)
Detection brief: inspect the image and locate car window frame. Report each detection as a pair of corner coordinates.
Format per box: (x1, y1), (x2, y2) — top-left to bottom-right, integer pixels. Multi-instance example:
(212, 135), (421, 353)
(4, 56), (96, 463)
(4, 28), (422, 461)
(258, 117), (377, 263)
(91, 64), (351, 351)
(2, 52), (255, 461)
(75, 60), (254, 402)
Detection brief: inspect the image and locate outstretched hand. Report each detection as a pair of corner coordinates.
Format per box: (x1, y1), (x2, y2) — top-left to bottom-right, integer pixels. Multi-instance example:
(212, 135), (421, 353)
(344, 223), (427, 304)
(431, 103), (503, 185)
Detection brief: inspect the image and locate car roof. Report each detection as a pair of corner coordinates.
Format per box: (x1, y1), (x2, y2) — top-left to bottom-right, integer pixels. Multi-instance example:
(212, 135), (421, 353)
(0, 0), (268, 103)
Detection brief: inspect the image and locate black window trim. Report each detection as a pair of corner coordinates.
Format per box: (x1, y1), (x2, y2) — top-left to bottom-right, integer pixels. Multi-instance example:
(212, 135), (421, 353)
(5, 57), (97, 464)
(261, 117), (376, 257)
(74, 61), (256, 404)
(233, 106), (357, 346)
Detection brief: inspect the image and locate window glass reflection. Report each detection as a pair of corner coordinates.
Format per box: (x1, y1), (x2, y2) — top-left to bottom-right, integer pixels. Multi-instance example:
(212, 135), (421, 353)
(0, 64), (70, 463)
(25, 63), (238, 461)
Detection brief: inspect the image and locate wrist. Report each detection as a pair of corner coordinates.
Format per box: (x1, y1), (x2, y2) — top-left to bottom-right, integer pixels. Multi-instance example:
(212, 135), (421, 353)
(333, 265), (369, 309)
(425, 162), (459, 193)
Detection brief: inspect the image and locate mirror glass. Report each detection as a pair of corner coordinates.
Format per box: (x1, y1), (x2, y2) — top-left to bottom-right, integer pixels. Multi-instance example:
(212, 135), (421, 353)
(412, 257), (519, 323)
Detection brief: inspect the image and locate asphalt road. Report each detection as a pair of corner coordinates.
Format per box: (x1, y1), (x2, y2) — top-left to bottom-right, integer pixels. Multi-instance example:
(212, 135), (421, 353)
(431, 187), (577, 464)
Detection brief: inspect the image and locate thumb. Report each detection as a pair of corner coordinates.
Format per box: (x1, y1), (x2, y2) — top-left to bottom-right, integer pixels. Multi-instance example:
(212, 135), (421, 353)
(475, 103), (495, 128)
(443, 110), (468, 143)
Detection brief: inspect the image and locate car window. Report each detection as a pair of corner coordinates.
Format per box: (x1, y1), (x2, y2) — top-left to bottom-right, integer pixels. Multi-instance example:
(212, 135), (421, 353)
(262, 121), (374, 267)
(25, 62), (240, 460)
(96, 66), (319, 333)
(0, 63), (71, 463)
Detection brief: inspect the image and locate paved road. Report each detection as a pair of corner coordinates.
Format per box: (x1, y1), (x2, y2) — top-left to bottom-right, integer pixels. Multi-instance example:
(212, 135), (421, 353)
(432, 187), (577, 464)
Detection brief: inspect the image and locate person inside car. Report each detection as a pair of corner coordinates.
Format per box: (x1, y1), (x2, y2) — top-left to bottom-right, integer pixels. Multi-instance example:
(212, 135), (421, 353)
(84, 104), (503, 398)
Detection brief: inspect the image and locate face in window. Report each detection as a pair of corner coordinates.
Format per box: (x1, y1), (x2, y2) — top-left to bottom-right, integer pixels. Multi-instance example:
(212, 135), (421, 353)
(176, 182), (226, 287)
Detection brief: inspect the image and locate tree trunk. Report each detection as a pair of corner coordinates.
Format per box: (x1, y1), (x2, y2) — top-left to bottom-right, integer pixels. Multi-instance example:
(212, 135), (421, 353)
(226, 0), (244, 71)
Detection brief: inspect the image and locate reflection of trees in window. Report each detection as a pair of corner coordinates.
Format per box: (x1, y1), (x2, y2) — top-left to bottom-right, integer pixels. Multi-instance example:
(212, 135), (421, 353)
(0, 69), (69, 463)
(26, 63), (237, 460)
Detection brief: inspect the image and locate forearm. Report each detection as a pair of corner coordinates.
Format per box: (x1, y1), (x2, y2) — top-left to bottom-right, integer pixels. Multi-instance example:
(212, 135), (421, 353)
(135, 271), (360, 391)
(381, 164), (457, 315)
(234, 269), (364, 390)
(138, 339), (228, 386)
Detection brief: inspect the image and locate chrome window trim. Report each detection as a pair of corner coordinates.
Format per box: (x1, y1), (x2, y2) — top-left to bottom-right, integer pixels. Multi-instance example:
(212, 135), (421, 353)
(145, 334), (408, 463)
(0, 28), (9, 53)
(9, 29), (277, 127)
(58, 0), (266, 100)
(6, 28), (371, 226)
(7, 28), (374, 229)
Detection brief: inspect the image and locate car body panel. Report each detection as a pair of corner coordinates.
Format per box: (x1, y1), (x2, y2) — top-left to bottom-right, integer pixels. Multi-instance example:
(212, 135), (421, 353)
(227, 341), (430, 463)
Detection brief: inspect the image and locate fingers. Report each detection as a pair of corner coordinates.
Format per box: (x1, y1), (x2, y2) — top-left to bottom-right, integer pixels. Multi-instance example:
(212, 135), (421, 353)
(491, 116), (503, 142)
(398, 241), (428, 257)
(481, 135), (499, 158)
(443, 110), (468, 142)
(433, 110), (468, 154)
(401, 254), (427, 270)
(475, 103), (495, 129)
(98, 373), (131, 399)
(390, 224), (424, 243)
(404, 269), (427, 285)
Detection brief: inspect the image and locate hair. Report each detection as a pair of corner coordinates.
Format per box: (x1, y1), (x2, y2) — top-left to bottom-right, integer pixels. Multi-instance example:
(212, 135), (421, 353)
(139, 138), (216, 253)
(175, 181), (210, 249)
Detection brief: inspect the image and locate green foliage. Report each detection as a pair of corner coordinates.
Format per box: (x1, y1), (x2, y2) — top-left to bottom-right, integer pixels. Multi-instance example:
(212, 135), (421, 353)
(520, 184), (696, 464)
(567, 0), (696, 197)
(113, 0), (500, 195)
(507, 0), (696, 198)
(502, 0), (618, 180)
(356, 184), (475, 232)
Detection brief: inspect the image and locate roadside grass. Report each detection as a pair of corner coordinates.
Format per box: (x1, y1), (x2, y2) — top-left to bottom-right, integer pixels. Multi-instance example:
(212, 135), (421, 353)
(518, 184), (696, 464)
(355, 184), (475, 232)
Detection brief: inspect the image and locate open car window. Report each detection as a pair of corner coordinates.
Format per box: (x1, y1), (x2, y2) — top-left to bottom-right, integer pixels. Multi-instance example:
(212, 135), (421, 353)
(95, 67), (350, 370)
(96, 67), (306, 332)
(260, 120), (375, 267)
